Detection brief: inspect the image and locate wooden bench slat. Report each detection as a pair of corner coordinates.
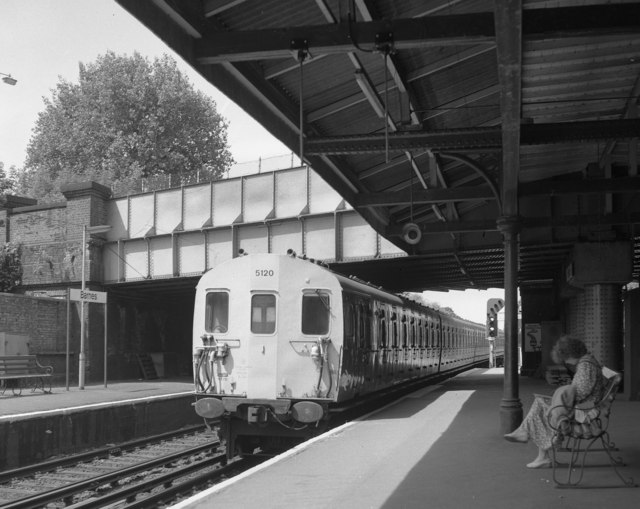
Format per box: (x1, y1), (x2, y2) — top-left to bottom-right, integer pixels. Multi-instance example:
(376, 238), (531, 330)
(0, 355), (54, 395)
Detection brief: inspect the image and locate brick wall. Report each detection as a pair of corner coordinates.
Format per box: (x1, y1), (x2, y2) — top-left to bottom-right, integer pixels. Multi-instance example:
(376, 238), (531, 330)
(8, 203), (84, 287)
(2, 182), (111, 289)
(1, 182), (193, 383)
(0, 292), (80, 382)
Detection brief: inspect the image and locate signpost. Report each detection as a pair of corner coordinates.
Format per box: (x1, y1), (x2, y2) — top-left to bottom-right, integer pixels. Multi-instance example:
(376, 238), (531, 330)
(68, 288), (108, 389)
(69, 289), (107, 304)
(70, 223), (111, 390)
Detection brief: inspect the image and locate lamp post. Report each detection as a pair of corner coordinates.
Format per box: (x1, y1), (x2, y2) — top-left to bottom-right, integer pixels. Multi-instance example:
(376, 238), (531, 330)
(79, 224), (112, 389)
(1, 72), (17, 86)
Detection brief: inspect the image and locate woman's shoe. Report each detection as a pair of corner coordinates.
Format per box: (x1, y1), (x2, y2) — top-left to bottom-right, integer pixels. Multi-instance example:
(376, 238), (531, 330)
(526, 457), (553, 469)
(504, 429), (528, 443)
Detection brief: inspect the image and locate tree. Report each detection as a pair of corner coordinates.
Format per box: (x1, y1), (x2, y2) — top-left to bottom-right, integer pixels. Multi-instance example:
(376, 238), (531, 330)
(20, 52), (233, 201)
(0, 162), (16, 196)
(0, 243), (22, 293)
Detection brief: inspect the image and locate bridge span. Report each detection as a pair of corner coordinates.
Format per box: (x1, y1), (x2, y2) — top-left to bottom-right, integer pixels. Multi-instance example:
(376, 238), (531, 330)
(103, 166), (405, 286)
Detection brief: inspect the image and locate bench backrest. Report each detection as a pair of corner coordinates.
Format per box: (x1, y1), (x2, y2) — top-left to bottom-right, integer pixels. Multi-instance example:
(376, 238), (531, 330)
(598, 368), (622, 414)
(0, 355), (43, 375)
(569, 367), (621, 439)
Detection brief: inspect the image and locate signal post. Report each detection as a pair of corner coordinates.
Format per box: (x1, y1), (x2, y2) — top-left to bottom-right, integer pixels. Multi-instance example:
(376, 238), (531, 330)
(486, 298), (504, 368)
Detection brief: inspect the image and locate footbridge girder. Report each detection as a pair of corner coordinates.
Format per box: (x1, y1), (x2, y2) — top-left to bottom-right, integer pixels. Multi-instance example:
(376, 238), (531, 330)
(102, 167), (405, 297)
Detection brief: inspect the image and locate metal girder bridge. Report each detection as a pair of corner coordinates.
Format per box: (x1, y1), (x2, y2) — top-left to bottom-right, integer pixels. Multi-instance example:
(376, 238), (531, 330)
(102, 167), (405, 298)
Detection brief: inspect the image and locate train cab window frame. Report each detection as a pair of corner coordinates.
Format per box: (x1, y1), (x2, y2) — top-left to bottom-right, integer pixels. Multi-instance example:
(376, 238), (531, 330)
(251, 293), (277, 334)
(301, 290), (331, 336)
(205, 290), (229, 333)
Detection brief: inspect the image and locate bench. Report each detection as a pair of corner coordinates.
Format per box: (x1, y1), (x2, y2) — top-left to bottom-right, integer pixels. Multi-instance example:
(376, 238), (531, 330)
(549, 367), (637, 488)
(0, 355), (54, 396)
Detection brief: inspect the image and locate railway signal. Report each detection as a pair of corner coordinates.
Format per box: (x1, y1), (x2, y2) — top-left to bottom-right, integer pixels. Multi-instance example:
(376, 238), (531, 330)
(486, 298), (504, 337)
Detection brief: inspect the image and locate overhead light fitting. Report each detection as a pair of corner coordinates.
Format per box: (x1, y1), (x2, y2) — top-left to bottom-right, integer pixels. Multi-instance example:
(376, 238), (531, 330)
(1, 73), (17, 86)
(402, 222), (422, 245)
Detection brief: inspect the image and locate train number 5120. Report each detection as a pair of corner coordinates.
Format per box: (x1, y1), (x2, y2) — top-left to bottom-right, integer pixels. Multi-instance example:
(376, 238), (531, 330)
(255, 269), (275, 277)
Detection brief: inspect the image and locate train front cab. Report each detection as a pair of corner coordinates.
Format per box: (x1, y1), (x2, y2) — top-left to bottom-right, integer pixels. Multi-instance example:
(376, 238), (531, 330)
(192, 255), (341, 457)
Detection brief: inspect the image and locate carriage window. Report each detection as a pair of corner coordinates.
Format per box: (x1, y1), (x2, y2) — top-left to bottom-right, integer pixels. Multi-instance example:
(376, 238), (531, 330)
(205, 291), (229, 333)
(344, 302), (355, 339)
(379, 317), (386, 348)
(251, 294), (276, 334)
(302, 292), (330, 335)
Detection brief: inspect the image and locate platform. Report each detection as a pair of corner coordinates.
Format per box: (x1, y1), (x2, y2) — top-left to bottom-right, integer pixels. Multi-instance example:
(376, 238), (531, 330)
(0, 378), (198, 470)
(0, 378), (193, 419)
(173, 368), (640, 509)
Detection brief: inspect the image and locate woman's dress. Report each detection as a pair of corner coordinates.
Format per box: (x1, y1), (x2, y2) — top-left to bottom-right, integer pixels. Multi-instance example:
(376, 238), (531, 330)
(519, 354), (605, 450)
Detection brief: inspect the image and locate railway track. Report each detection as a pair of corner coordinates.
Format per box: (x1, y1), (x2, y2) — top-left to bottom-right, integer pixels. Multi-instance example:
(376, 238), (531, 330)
(0, 425), (260, 508)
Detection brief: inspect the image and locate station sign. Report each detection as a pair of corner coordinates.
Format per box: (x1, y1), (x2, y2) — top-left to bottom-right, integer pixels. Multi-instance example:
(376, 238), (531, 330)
(69, 289), (107, 304)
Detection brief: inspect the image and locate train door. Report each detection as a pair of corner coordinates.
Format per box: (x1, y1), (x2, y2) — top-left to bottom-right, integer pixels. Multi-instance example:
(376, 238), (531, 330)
(376, 306), (388, 382)
(246, 291), (279, 398)
(427, 316), (436, 373)
(276, 288), (335, 400)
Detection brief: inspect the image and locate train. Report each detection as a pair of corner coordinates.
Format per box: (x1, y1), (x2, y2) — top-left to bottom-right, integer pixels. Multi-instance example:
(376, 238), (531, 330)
(192, 251), (503, 457)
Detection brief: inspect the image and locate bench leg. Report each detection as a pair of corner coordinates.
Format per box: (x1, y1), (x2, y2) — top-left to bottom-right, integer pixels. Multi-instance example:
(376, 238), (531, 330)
(28, 377), (52, 394)
(552, 434), (637, 488)
(39, 376), (52, 394)
(11, 379), (23, 396)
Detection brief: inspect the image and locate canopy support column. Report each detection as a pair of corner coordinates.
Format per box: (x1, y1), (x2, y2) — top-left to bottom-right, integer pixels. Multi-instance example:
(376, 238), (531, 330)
(498, 215), (523, 433)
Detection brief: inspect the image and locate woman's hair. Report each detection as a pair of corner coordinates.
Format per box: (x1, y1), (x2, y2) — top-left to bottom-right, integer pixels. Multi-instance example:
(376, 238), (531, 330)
(551, 335), (588, 363)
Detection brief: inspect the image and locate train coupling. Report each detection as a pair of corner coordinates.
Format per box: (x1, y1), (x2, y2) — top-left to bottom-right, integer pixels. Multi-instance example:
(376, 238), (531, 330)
(311, 336), (331, 363)
(199, 333), (231, 359)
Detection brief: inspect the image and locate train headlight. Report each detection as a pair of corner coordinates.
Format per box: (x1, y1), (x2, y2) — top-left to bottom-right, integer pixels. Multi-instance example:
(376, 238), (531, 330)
(194, 398), (225, 419)
(292, 401), (324, 423)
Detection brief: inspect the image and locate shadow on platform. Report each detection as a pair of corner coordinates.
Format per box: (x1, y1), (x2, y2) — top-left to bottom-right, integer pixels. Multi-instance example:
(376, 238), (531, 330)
(381, 370), (640, 509)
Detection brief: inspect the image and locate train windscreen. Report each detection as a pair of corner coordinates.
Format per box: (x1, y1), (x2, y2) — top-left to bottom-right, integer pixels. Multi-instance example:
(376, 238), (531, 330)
(251, 294), (276, 334)
(205, 291), (229, 333)
(302, 292), (330, 335)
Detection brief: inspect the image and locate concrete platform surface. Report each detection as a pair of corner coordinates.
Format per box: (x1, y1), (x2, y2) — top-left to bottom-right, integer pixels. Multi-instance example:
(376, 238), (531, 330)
(173, 368), (640, 509)
(0, 378), (194, 421)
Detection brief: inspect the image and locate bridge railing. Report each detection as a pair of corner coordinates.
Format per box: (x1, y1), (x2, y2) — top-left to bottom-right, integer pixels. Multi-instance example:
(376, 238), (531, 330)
(110, 154), (303, 198)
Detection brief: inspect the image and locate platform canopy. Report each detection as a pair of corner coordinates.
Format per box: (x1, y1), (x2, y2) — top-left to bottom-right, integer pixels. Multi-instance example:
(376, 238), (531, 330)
(115, 0), (640, 292)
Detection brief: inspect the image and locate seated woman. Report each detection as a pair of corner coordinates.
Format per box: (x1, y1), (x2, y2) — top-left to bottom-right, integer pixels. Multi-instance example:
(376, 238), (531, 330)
(504, 335), (606, 468)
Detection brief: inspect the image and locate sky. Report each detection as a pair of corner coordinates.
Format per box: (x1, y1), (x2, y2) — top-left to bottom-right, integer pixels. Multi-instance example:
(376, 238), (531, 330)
(0, 0), (505, 324)
(0, 0), (290, 171)
(421, 288), (506, 325)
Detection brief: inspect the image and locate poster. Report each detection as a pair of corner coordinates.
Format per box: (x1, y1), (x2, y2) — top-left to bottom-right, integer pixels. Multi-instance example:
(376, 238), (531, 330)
(524, 323), (542, 352)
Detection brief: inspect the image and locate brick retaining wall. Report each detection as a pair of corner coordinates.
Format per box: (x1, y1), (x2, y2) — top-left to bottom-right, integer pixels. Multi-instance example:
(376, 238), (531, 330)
(0, 292), (78, 381)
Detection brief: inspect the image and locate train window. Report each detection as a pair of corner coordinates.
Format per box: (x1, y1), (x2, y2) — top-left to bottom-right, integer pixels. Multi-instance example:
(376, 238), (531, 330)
(344, 302), (355, 339)
(356, 303), (369, 349)
(378, 314), (387, 348)
(302, 291), (330, 335)
(389, 311), (397, 347)
(362, 304), (371, 348)
(251, 294), (276, 334)
(205, 291), (229, 333)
